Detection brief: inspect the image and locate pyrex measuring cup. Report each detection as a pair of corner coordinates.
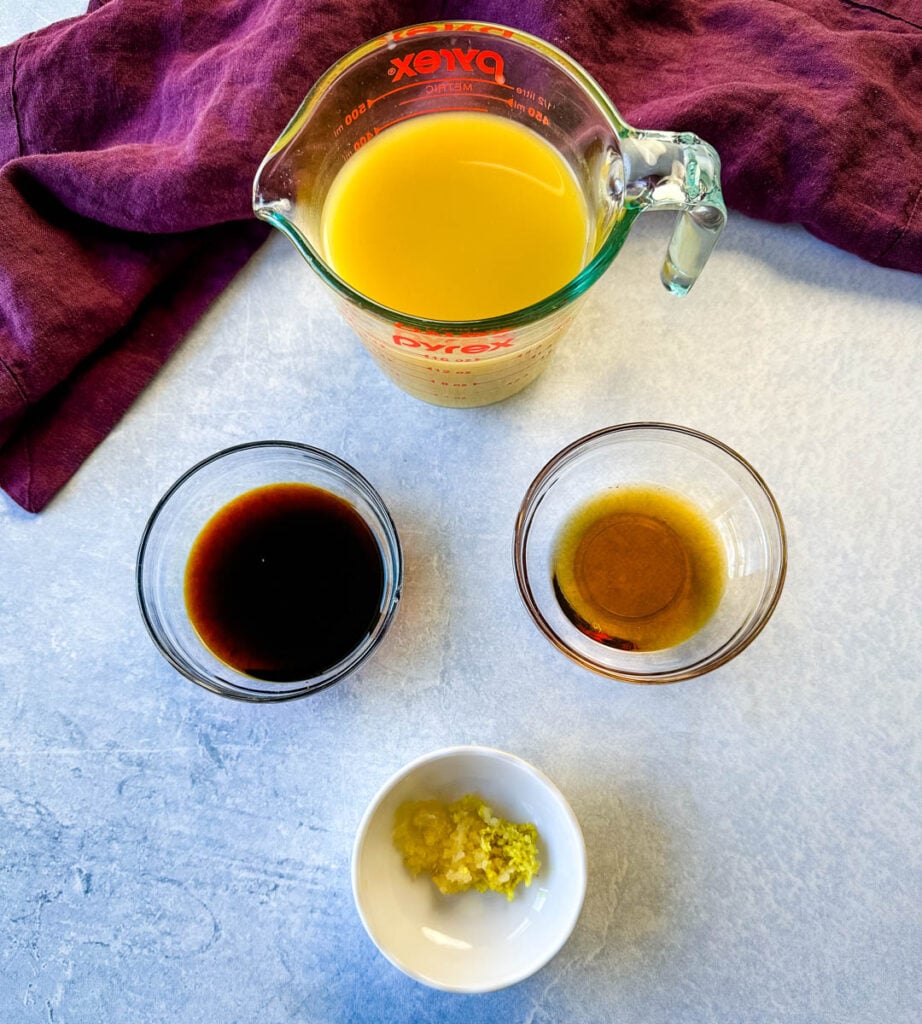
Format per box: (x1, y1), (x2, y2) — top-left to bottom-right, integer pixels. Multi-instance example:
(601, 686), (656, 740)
(253, 21), (726, 407)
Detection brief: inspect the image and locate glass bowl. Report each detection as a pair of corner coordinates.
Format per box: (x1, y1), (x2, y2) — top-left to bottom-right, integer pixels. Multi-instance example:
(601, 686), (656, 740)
(352, 745), (586, 992)
(136, 441), (402, 702)
(514, 423), (786, 683)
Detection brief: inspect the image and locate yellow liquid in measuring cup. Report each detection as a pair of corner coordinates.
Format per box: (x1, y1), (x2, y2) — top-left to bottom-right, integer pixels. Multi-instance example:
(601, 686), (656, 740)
(320, 112), (590, 321)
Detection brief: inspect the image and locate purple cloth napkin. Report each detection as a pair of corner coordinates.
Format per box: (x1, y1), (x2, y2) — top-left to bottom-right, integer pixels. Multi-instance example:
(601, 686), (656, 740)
(1, 0), (919, 511)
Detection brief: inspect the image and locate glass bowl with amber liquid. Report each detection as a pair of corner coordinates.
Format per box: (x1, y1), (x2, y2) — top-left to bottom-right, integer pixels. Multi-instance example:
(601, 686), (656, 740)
(137, 441), (402, 701)
(514, 424), (786, 683)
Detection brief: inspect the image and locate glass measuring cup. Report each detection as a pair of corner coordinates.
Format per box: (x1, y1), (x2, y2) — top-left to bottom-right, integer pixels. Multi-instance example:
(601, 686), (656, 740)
(253, 22), (726, 407)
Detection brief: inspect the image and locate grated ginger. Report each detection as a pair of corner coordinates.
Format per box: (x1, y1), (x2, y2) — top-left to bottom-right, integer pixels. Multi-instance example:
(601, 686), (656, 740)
(393, 794), (540, 900)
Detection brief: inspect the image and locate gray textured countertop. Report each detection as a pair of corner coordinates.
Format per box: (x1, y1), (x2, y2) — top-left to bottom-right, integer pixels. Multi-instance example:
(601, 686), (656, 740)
(2, 6), (920, 1022)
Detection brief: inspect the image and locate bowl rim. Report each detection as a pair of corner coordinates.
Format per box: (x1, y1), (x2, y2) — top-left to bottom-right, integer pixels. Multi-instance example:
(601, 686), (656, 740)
(351, 744), (587, 993)
(513, 422), (787, 684)
(135, 439), (403, 702)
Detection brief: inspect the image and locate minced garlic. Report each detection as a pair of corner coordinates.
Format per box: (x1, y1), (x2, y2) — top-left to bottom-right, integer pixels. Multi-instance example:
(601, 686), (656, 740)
(393, 794), (540, 900)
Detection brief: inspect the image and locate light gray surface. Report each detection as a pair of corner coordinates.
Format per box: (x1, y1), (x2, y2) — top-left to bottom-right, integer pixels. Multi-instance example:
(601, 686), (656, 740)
(2, 6), (921, 1023)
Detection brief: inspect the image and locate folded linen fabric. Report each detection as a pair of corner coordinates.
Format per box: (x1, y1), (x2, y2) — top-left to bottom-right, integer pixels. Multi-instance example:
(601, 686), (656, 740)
(0, 0), (918, 510)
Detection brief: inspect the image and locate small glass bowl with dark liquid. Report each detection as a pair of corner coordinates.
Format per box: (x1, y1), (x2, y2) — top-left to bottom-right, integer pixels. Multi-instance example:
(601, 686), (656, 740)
(514, 424), (786, 684)
(137, 441), (402, 701)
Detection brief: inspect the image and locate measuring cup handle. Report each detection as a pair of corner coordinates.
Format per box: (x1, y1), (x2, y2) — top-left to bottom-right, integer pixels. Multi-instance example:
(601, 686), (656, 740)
(621, 129), (727, 295)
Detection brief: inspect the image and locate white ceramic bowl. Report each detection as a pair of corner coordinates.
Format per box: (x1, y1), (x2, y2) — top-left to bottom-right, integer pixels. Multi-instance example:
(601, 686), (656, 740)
(351, 746), (586, 993)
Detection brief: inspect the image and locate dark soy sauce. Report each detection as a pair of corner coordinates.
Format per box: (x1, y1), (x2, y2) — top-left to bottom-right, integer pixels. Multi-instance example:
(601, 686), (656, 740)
(184, 483), (385, 682)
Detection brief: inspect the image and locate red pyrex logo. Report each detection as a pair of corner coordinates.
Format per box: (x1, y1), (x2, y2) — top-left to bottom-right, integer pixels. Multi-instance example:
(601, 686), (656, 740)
(389, 48), (506, 84)
(391, 332), (514, 355)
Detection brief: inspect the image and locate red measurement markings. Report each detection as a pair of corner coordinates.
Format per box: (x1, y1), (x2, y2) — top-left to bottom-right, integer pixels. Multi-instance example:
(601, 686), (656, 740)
(398, 93), (514, 109)
(367, 76), (514, 106)
(373, 107), (490, 133)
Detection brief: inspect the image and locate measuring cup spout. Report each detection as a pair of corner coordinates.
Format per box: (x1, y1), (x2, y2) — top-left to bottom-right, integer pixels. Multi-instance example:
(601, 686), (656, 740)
(252, 147), (311, 258)
(621, 130), (726, 295)
(252, 149), (291, 215)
